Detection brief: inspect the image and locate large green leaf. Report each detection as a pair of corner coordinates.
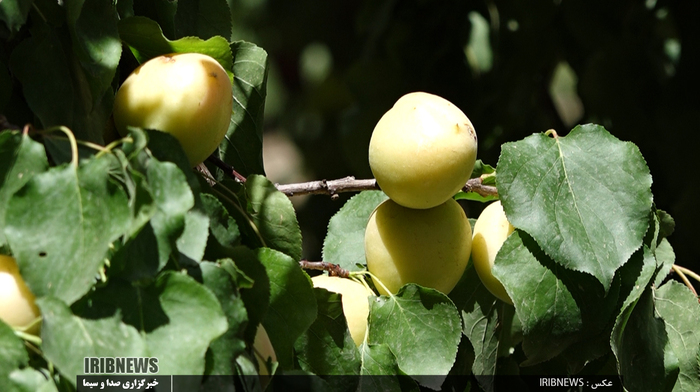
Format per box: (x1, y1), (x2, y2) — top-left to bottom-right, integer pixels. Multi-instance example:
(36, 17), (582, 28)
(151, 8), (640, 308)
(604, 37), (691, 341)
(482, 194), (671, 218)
(219, 41), (268, 176)
(244, 175), (302, 261)
(4, 156), (130, 304)
(368, 284), (461, 389)
(38, 297), (147, 387)
(654, 281), (700, 392)
(497, 124), (653, 290)
(323, 191), (388, 272)
(80, 272), (228, 375)
(260, 248), (317, 369)
(491, 230), (619, 365)
(0, 131), (48, 249)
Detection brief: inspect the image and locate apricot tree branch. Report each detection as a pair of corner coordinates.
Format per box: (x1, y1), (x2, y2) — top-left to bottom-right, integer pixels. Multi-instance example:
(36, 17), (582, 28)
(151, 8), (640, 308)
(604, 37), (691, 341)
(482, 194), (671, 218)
(205, 154), (498, 198)
(299, 260), (350, 278)
(276, 176), (498, 199)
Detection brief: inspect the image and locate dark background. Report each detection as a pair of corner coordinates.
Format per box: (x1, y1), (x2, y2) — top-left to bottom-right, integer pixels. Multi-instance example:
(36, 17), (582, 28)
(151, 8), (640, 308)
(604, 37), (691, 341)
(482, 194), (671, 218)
(239, 0), (698, 270)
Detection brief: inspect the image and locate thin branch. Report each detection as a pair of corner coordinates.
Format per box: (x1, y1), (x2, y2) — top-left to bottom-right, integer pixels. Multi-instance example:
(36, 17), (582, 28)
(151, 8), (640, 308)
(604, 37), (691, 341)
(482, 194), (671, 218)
(299, 260), (350, 278)
(276, 176), (498, 199)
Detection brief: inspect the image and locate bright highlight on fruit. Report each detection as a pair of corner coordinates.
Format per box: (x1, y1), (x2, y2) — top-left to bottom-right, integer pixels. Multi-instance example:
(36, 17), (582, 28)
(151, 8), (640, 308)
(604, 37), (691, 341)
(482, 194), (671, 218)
(0, 255), (41, 335)
(311, 274), (375, 346)
(365, 198), (472, 295)
(113, 52), (233, 166)
(471, 201), (514, 304)
(368, 92), (478, 209)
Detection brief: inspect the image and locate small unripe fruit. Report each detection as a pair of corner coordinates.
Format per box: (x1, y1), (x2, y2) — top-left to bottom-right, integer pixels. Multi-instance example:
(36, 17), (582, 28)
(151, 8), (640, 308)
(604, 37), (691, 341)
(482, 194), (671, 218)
(471, 201), (514, 304)
(113, 52), (233, 166)
(368, 92), (478, 209)
(0, 255), (41, 335)
(365, 198), (472, 295)
(311, 275), (375, 346)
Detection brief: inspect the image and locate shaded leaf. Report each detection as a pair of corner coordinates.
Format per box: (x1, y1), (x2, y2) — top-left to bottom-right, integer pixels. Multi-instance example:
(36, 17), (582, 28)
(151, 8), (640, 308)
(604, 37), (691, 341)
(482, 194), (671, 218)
(611, 246), (678, 392)
(4, 156), (130, 304)
(368, 284), (461, 389)
(654, 281), (700, 392)
(323, 190), (388, 272)
(65, 0), (121, 106)
(218, 41), (268, 176)
(174, 0), (231, 40)
(199, 261), (248, 375)
(0, 131), (48, 249)
(245, 175), (302, 261)
(0, 0), (32, 33)
(497, 124), (653, 290)
(295, 288), (361, 377)
(358, 344), (415, 392)
(260, 248), (317, 369)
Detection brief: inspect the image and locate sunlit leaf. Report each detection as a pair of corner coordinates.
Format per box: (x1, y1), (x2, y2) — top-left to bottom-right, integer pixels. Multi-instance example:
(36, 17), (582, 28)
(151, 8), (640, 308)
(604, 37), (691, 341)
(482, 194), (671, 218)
(497, 124), (653, 290)
(4, 156), (130, 304)
(368, 284), (461, 389)
(323, 191), (388, 272)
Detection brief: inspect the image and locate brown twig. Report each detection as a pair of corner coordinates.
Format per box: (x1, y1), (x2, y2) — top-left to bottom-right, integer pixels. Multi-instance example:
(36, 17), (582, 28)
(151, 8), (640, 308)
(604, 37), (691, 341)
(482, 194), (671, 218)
(276, 176), (498, 199)
(206, 155), (247, 183)
(299, 260), (350, 278)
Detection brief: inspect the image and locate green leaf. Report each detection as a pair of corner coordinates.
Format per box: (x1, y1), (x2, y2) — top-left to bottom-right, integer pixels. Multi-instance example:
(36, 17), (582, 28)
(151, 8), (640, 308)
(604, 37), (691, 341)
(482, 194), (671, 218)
(653, 238), (675, 288)
(38, 296), (147, 387)
(260, 248), (317, 369)
(199, 261), (248, 375)
(323, 191), (388, 272)
(358, 344), (416, 392)
(118, 16), (233, 76)
(245, 175), (302, 261)
(173, 0), (231, 40)
(497, 124), (653, 290)
(611, 246), (678, 392)
(368, 284), (461, 389)
(65, 0), (121, 106)
(201, 193), (240, 248)
(0, 321), (29, 392)
(654, 281), (700, 392)
(449, 263), (507, 390)
(81, 272), (228, 375)
(218, 41), (268, 176)
(7, 368), (59, 392)
(491, 230), (619, 365)
(9, 23), (113, 147)
(0, 0), (32, 33)
(295, 288), (361, 378)
(0, 131), (48, 249)
(4, 156), (130, 304)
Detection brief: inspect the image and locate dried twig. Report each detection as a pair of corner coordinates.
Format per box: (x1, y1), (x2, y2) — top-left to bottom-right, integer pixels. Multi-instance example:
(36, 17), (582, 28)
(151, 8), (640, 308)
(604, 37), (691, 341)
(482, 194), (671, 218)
(299, 260), (350, 278)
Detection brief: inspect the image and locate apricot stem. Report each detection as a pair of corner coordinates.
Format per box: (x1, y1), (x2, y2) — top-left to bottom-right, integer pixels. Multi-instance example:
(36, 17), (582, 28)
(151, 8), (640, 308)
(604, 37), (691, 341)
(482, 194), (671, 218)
(672, 264), (698, 299)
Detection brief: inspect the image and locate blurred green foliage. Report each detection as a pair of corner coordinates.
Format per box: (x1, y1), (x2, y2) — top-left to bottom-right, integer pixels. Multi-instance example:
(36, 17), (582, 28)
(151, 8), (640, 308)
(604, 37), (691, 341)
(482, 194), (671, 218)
(230, 0), (699, 270)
